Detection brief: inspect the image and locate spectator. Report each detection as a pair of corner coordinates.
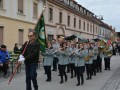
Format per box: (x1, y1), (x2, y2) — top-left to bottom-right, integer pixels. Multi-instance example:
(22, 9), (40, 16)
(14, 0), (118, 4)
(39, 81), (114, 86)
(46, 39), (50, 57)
(13, 43), (20, 54)
(0, 45), (10, 77)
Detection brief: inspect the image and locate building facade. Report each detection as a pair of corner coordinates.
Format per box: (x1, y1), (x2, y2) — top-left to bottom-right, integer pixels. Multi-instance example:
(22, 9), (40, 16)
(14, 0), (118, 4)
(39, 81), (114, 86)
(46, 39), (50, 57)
(0, 0), (116, 50)
(0, 0), (43, 50)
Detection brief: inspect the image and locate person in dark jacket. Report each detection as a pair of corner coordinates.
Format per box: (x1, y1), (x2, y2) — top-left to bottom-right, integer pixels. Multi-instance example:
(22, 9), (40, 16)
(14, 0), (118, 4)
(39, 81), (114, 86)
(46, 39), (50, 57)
(19, 31), (40, 90)
(13, 43), (20, 54)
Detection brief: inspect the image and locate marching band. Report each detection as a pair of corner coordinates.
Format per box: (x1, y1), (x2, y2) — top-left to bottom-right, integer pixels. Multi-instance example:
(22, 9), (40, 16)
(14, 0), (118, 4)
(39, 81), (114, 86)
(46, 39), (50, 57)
(42, 38), (113, 86)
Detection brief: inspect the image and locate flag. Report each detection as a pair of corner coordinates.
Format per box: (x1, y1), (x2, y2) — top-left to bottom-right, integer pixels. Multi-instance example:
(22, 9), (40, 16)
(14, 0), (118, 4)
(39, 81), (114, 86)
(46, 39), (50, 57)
(35, 13), (47, 53)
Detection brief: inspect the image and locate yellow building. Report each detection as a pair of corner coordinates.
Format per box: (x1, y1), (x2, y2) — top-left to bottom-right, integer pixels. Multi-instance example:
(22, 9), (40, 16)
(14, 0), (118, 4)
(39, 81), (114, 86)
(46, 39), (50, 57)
(0, 0), (43, 50)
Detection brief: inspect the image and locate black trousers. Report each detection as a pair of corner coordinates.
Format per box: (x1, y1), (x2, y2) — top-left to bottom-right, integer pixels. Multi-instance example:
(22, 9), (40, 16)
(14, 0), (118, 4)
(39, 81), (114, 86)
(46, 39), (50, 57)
(85, 64), (92, 79)
(69, 63), (76, 77)
(59, 65), (67, 81)
(44, 66), (51, 80)
(104, 57), (110, 70)
(92, 60), (97, 75)
(0, 63), (9, 76)
(75, 66), (84, 84)
(66, 64), (70, 72)
(52, 57), (58, 71)
(97, 55), (102, 72)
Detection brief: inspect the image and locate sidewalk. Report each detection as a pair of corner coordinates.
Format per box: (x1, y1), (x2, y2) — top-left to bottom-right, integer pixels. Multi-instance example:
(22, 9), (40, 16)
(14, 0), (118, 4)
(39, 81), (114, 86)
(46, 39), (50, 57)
(0, 56), (120, 90)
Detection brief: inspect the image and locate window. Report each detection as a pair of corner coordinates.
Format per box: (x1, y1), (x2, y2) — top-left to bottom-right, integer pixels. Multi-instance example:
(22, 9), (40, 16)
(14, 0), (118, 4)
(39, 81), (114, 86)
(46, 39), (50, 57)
(59, 12), (62, 24)
(33, 3), (38, 18)
(96, 27), (97, 33)
(19, 29), (24, 45)
(0, 26), (3, 45)
(48, 35), (54, 41)
(93, 25), (94, 33)
(67, 15), (70, 26)
(90, 24), (92, 32)
(0, 0), (3, 9)
(87, 23), (89, 31)
(79, 20), (81, 29)
(74, 18), (76, 28)
(83, 22), (85, 30)
(18, 0), (24, 14)
(49, 8), (53, 22)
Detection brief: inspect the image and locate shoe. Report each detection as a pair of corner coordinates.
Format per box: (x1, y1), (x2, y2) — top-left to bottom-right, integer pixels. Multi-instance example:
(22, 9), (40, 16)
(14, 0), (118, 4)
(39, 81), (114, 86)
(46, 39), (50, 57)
(76, 83), (80, 86)
(89, 76), (92, 79)
(46, 79), (51, 82)
(104, 69), (107, 70)
(86, 78), (90, 80)
(60, 80), (64, 84)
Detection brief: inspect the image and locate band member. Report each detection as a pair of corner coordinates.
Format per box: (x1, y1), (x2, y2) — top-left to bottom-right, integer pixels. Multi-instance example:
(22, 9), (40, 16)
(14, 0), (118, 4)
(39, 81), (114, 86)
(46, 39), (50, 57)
(104, 44), (113, 71)
(92, 42), (98, 76)
(56, 43), (68, 84)
(20, 31), (40, 90)
(69, 43), (76, 78)
(66, 41), (71, 73)
(52, 39), (59, 71)
(85, 43), (94, 80)
(97, 45), (104, 73)
(75, 43), (85, 86)
(43, 42), (53, 82)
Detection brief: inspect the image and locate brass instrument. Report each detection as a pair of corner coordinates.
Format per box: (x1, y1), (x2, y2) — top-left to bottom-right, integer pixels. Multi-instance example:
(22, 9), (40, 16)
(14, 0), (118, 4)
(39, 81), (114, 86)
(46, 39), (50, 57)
(104, 50), (113, 57)
(103, 45), (113, 57)
(98, 39), (107, 52)
(84, 52), (94, 61)
(98, 39), (113, 57)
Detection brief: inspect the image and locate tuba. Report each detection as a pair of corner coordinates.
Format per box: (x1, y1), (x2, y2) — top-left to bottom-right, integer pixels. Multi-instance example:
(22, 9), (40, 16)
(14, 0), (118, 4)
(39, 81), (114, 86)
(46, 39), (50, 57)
(98, 39), (107, 52)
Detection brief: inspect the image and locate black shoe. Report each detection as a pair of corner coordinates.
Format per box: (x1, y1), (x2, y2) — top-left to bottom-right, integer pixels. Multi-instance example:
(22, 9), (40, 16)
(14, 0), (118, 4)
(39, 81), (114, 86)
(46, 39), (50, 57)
(86, 78), (90, 80)
(65, 76), (68, 81)
(60, 80), (64, 84)
(46, 79), (51, 82)
(76, 83), (80, 86)
(35, 88), (38, 90)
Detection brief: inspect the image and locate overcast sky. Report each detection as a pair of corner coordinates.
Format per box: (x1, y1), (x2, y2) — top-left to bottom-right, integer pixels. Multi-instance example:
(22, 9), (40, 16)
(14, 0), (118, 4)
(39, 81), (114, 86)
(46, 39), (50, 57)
(76, 0), (120, 32)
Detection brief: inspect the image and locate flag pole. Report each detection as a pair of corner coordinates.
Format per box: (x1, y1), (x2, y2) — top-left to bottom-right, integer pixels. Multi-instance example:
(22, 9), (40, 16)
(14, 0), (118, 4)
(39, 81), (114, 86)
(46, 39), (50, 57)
(8, 41), (29, 84)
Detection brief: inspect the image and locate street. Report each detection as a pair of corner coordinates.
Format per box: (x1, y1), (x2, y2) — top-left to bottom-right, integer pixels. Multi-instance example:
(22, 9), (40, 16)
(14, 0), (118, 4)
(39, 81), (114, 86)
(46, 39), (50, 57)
(0, 56), (120, 90)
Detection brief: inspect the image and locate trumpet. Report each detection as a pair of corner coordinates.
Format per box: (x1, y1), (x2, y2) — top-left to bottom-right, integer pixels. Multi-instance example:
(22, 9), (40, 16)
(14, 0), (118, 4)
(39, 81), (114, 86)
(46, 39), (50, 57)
(68, 49), (80, 56)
